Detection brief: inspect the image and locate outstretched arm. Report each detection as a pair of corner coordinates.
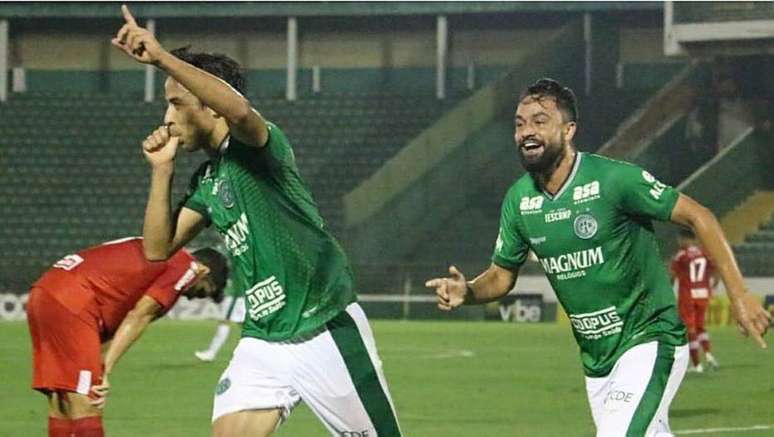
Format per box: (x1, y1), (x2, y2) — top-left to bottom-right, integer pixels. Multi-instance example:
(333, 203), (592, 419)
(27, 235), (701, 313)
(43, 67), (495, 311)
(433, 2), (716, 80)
(111, 4), (268, 147)
(91, 296), (163, 408)
(426, 263), (518, 310)
(671, 193), (771, 348)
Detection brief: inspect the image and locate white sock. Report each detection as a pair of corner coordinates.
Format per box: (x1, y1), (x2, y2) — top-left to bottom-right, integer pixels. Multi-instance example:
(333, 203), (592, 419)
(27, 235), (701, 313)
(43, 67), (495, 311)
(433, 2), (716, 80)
(206, 324), (231, 356)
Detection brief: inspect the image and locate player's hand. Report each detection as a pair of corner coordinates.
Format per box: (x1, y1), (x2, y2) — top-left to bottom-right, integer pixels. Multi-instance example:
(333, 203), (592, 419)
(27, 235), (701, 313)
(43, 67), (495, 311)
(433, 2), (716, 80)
(111, 5), (166, 65)
(426, 265), (468, 311)
(142, 125), (180, 169)
(730, 291), (772, 349)
(90, 375), (110, 409)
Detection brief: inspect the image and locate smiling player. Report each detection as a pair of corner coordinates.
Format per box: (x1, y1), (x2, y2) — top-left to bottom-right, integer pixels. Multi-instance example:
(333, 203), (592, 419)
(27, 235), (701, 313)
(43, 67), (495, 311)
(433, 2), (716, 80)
(427, 78), (770, 436)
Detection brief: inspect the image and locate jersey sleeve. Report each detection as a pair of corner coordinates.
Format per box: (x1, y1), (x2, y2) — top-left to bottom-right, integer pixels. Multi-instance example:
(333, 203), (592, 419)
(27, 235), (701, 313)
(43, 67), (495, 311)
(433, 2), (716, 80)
(263, 122), (296, 167)
(491, 189), (530, 270)
(144, 251), (198, 313)
(614, 164), (679, 221)
(179, 162), (211, 222)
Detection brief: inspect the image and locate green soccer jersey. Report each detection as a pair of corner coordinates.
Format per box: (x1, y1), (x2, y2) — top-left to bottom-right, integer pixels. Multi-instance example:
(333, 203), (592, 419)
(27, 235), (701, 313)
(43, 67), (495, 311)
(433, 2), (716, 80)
(182, 122), (356, 341)
(493, 152), (686, 377)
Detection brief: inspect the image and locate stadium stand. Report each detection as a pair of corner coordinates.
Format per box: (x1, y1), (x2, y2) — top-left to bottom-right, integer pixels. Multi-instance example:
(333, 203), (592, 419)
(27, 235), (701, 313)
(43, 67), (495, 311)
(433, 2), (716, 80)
(0, 90), (458, 289)
(736, 217), (774, 276)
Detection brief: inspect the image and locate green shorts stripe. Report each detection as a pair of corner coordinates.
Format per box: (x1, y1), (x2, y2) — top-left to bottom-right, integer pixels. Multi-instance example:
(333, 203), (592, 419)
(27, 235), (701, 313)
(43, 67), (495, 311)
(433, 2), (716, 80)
(626, 342), (676, 436)
(327, 311), (401, 436)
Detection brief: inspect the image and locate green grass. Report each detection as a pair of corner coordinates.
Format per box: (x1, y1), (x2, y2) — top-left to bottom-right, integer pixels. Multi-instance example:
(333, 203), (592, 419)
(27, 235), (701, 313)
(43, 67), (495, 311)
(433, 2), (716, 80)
(1, 321), (772, 436)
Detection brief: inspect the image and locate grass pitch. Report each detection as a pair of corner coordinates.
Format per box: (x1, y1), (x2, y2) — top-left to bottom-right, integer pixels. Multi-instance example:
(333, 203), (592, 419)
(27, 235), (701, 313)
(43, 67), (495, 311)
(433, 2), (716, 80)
(1, 321), (771, 436)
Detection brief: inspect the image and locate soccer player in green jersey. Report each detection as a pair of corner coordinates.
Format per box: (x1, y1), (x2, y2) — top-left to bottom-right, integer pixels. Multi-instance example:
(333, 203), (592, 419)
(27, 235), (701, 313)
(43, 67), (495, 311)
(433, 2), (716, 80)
(112, 6), (400, 437)
(426, 78), (771, 436)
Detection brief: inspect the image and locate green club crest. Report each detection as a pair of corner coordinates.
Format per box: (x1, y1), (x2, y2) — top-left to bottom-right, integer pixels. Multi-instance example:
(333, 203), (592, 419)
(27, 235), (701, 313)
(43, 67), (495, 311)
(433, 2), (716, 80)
(215, 377), (231, 395)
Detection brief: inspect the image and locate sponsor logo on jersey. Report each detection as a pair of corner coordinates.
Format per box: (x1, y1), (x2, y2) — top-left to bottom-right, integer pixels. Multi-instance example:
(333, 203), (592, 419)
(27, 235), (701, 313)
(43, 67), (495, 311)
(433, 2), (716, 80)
(538, 246), (604, 280)
(573, 214), (598, 239)
(569, 306), (623, 340)
(573, 181), (600, 204)
(246, 275), (287, 321)
(529, 236), (546, 245)
(545, 208), (572, 223)
(224, 212), (250, 257)
(52, 254), (84, 271)
(519, 196), (544, 214)
(642, 170), (667, 200)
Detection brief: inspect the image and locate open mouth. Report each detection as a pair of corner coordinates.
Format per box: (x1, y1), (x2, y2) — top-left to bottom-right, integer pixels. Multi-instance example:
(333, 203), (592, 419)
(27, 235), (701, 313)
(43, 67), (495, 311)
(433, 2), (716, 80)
(520, 140), (544, 158)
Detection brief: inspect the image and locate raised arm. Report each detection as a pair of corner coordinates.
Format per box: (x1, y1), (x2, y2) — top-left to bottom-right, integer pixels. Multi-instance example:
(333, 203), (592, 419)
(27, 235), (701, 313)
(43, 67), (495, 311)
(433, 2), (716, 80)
(671, 193), (771, 348)
(111, 4), (268, 147)
(426, 263), (518, 310)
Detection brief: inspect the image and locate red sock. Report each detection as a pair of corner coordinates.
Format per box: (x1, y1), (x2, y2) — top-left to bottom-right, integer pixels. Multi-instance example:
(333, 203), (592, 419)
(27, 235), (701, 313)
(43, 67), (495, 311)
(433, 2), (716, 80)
(71, 416), (104, 437)
(48, 417), (73, 437)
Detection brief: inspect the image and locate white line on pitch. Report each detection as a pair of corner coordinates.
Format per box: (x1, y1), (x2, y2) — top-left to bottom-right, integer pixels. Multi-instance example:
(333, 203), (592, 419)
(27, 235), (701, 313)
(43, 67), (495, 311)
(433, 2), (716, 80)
(675, 424), (773, 435)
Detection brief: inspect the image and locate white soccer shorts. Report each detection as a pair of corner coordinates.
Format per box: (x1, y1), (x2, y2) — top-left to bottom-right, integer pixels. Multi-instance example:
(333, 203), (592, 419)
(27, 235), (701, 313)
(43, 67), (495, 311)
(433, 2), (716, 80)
(586, 341), (689, 437)
(212, 302), (401, 436)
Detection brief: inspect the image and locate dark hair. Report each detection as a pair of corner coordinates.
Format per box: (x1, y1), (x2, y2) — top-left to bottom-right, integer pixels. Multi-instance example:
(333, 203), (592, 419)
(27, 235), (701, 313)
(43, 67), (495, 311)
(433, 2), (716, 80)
(170, 46), (246, 94)
(678, 228), (696, 239)
(191, 247), (230, 301)
(520, 78), (578, 123)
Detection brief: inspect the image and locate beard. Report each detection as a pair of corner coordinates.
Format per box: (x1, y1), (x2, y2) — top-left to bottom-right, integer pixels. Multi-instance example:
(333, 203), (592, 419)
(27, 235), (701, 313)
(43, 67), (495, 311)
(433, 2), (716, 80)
(518, 136), (566, 175)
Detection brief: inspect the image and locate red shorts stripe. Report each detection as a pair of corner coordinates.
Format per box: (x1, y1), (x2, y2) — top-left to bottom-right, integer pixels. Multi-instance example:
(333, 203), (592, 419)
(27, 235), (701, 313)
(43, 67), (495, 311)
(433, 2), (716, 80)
(27, 287), (103, 394)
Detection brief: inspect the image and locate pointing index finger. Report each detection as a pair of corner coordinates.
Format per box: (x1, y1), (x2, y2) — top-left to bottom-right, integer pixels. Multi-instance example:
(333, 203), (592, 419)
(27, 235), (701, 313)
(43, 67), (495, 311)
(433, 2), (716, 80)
(121, 4), (138, 27)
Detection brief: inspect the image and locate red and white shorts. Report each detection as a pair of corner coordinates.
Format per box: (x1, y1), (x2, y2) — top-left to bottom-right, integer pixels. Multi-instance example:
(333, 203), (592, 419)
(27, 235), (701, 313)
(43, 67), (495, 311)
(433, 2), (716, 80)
(27, 286), (103, 395)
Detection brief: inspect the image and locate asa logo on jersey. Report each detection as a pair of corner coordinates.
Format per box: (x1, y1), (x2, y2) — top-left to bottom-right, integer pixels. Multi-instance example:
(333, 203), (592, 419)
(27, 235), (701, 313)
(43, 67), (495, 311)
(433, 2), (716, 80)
(569, 306), (623, 340)
(520, 196), (544, 214)
(224, 213), (250, 257)
(538, 246), (604, 280)
(641, 171), (667, 200)
(246, 276), (287, 321)
(573, 181), (600, 204)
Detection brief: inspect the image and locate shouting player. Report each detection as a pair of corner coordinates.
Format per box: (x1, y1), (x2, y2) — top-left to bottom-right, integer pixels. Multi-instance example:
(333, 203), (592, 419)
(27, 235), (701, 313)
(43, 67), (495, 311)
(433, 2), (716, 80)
(27, 237), (228, 437)
(427, 78), (771, 436)
(112, 5), (401, 436)
(671, 228), (720, 373)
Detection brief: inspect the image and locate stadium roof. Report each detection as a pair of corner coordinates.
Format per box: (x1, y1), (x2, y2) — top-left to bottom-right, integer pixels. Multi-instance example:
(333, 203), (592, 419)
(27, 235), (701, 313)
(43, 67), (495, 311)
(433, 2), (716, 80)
(0, 2), (662, 19)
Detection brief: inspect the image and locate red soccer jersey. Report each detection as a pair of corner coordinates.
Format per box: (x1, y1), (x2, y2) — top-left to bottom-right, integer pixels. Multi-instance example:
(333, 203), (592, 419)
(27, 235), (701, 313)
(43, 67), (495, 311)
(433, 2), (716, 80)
(33, 237), (198, 338)
(671, 245), (714, 302)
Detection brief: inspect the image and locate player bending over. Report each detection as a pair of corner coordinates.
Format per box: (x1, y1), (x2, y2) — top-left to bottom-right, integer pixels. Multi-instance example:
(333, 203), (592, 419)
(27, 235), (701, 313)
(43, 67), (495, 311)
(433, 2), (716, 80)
(27, 237), (228, 437)
(671, 228), (720, 373)
(427, 78), (770, 437)
(112, 5), (401, 436)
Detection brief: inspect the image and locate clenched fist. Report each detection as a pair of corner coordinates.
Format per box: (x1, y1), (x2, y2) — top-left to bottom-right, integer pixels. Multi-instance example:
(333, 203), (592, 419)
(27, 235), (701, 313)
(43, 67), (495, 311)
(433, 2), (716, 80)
(142, 125), (180, 169)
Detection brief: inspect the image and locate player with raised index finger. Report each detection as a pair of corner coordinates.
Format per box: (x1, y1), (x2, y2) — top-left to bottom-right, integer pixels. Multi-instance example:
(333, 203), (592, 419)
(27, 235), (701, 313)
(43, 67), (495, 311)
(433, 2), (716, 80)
(112, 5), (401, 436)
